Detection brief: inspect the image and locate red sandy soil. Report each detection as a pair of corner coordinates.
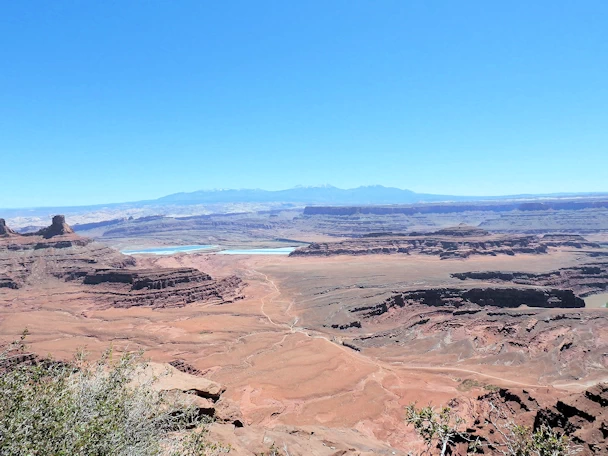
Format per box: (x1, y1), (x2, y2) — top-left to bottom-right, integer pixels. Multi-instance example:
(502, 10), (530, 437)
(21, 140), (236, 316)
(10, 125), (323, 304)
(1, 251), (607, 453)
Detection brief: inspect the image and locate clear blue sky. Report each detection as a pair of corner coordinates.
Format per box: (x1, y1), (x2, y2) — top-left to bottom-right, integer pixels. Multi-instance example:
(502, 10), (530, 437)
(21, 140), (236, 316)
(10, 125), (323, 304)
(2, 1), (607, 208)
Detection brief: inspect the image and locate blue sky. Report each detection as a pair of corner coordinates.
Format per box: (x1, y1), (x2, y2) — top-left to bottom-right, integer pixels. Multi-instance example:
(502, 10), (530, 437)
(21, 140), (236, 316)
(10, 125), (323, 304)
(2, 1), (607, 208)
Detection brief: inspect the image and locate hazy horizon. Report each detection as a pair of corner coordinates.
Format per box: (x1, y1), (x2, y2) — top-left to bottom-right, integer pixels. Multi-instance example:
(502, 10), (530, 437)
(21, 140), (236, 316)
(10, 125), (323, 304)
(3, 183), (608, 211)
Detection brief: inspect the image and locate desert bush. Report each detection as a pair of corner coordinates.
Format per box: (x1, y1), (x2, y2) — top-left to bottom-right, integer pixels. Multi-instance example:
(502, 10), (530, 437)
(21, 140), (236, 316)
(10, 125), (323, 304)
(0, 331), (228, 455)
(406, 402), (576, 456)
(485, 402), (574, 456)
(257, 443), (286, 455)
(405, 403), (475, 456)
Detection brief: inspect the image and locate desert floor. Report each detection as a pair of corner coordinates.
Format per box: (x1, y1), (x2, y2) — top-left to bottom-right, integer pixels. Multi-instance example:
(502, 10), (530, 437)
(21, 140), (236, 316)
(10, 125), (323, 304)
(3, 251), (606, 451)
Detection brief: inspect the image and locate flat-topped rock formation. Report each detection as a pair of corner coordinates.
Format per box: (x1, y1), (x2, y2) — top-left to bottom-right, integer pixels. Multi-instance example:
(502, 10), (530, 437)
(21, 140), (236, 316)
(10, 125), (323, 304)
(81, 267), (243, 308)
(351, 287), (584, 319)
(303, 199), (608, 216)
(290, 231), (545, 259)
(290, 226), (601, 259)
(296, 202), (608, 236)
(290, 235), (548, 259)
(541, 233), (601, 248)
(0, 216), (244, 308)
(82, 267), (212, 288)
(452, 262), (608, 296)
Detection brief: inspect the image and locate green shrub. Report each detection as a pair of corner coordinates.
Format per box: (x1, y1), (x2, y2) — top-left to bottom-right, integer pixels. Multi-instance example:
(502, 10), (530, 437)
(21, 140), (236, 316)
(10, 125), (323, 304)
(0, 332), (228, 455)
(405, 403), (474, 456)
(406, 402), (575, 456)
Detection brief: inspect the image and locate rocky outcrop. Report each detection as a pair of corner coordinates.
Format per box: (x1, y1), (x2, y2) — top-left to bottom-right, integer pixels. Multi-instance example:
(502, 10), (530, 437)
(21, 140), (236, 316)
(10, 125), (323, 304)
(81, 268), (244, 308)
(146, 363), (243, 427)
(452, 262), (608, 296)
(351, 288), (584, 319)
(291, 227), (602, 259)
(536, 383), (608, 454)
(32, 215), (75, 239)
(0, 216), (135, 287)
(291, 234), (550, 258)
(469, 385), (608, 455)
(82, 268), (213, 288)
(0, 215), (245, 309)
(541, 234), (601, 249)
(0, 273), (18, 289)
(339, 287), (607, 382)
(0, 219), (16, 237)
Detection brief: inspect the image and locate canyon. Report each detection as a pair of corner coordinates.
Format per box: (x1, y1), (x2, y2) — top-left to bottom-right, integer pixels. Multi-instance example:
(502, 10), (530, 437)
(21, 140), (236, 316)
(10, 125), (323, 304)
(0, 216), (243, 309)
(1, 205), (607, 455)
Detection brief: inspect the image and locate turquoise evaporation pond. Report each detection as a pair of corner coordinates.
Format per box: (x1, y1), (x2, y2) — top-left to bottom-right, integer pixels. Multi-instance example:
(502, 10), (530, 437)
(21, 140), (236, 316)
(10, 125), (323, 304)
(217, 247), (296, 255)
(121, 245), (217, 255)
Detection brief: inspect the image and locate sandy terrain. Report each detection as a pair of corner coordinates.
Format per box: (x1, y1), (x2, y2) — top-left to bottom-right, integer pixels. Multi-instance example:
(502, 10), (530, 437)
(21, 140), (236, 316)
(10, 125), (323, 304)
(4, 248), (606, 453)
(0, 252), (604, 449)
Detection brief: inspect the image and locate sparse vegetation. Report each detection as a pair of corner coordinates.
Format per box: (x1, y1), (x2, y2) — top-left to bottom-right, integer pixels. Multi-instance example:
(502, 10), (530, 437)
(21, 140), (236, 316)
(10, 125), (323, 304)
(257, 444), (286, 456)
(0, 331), (228, 456)
(485, 401), (575, 456)
(406, 402), (576, 456)
(405, 403), (477, 456)
(456, 378), (500, 392)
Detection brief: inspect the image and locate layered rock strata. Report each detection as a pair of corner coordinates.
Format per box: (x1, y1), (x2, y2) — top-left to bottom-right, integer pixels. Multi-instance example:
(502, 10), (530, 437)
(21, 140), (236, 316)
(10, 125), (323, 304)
(303, 199), (608, 216)
(350, 287), (584, 319)
(541, 234), (602, 249)
(0, 273), (18, 289)
(82, 268), (243, 308)
(0, 218), (134, 286)
(452, 262), (608, 296)
(465, 385), (608, 455)
(290, 234), (549, 258)
(352, 305), (605, 381)
(324, 286), (607, 383)
(0, 216), (244, 308)
(535, 383), (608, 454)
(290, 226), (599, 259)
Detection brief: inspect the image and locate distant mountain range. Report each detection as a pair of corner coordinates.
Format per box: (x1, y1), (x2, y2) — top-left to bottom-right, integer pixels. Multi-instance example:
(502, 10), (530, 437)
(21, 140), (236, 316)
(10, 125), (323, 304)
(152, 185), (608, 206)
(154, 185), (448, 205)
(0, 185), (608, 221)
